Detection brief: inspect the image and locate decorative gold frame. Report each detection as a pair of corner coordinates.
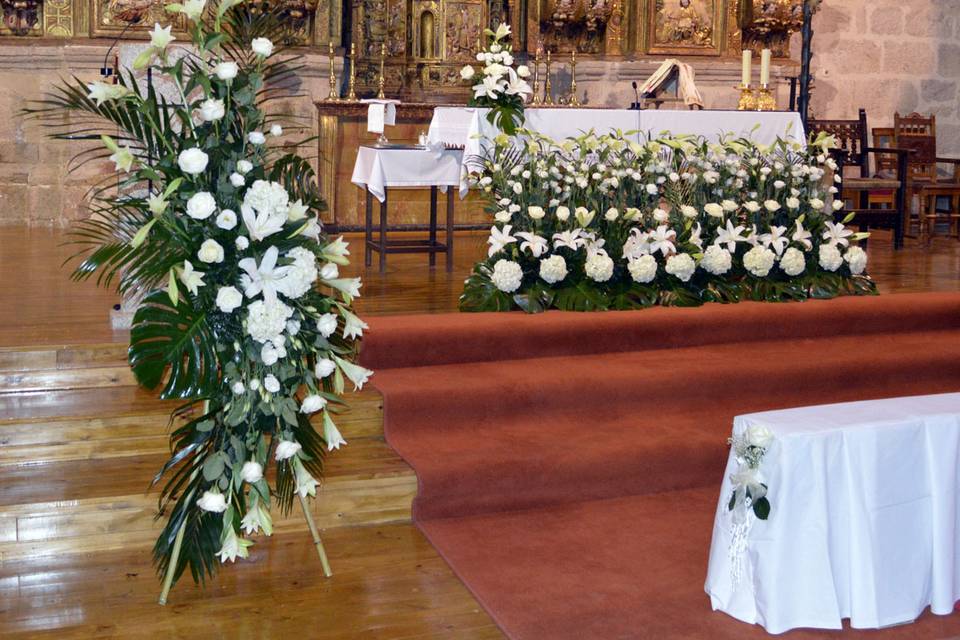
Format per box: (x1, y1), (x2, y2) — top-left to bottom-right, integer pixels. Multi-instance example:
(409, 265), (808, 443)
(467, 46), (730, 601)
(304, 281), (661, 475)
(646, 0), (723, 56)
(90, 0), (186, 38)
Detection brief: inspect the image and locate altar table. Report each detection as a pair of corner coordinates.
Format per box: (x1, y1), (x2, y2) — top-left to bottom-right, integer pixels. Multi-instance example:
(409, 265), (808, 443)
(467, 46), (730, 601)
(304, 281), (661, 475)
(428, 107), (805, 195)
(351, 145), (462, 273)
(705, 393), (960, 634)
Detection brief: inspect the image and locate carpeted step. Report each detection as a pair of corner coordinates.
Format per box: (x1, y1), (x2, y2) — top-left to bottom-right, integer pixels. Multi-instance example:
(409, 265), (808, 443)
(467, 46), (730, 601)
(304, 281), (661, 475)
(362, 293), (960, 370)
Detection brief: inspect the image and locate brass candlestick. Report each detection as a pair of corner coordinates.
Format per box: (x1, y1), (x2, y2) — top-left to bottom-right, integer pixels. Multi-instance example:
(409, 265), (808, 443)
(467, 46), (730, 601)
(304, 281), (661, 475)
(346, 42), (358, 101)
(543, 50), (554, 105)
(756, 83), (776, 111)
(326, 42), (339, 102)
(530, 50), (542, 106)
(376, 43), (386, 100)
(568, 50), (581, 107)
(737, 84), (756, 111)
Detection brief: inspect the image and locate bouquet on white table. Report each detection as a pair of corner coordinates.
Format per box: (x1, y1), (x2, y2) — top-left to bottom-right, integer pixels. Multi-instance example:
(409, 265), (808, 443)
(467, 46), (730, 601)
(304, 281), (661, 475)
(460, 23), (532, 136)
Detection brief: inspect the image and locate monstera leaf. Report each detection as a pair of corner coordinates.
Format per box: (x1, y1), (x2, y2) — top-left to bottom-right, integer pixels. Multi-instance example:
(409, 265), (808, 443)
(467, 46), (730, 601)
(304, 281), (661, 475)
(129, 290), (220, 400)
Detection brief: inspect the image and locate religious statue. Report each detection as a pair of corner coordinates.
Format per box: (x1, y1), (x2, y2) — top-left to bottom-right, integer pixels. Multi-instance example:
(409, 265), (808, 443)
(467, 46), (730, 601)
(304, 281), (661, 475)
(656, 0), (713, 46)
(1, 0), (40, 35)
(538, 0), (616, 54)
(105, 0), (155, 24)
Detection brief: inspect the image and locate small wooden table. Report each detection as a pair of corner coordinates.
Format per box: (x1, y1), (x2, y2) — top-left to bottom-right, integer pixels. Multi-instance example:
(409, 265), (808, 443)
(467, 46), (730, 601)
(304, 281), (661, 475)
(351, 145), (462, 273)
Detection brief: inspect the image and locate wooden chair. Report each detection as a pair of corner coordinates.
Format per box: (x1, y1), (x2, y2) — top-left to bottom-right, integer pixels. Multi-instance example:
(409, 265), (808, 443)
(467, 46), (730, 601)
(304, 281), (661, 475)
(869, 127), (897, 211)
(808, 109), (911, 248)
(894, 112), (960, 241)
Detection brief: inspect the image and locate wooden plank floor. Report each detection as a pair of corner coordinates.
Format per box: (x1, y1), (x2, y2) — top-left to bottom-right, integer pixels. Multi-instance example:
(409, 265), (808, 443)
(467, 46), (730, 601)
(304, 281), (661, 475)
(0, 224), (959, 638)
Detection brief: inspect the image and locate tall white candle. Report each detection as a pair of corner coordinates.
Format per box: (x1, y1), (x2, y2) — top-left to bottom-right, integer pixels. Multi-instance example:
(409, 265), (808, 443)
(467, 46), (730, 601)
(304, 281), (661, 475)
(760, 49), (771, 86)
(741, 50), (752, 86)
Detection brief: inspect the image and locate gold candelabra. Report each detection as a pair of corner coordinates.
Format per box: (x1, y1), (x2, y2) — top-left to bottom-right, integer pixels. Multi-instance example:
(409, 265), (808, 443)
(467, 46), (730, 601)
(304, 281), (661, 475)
(736, 84), (756, 111)
(346, 42), (358, 101)
(325, 42), (339, 102)
(543, 50), (554, 105)
(530, 50), (542, 106)
(567, 50), (581, 107)
(376, 43), (386, 100)
(755, 83), (776, 111)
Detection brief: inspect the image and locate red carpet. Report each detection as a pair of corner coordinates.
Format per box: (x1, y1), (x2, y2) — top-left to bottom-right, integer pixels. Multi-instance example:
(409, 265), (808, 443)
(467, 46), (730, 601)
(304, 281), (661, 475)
(361, 293), (960, 639)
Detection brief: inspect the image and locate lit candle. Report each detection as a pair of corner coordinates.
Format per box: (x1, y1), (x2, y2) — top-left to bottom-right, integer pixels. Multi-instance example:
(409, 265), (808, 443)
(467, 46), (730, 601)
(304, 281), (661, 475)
(741, 50), (752, 86)
(760, 49), (771, 86)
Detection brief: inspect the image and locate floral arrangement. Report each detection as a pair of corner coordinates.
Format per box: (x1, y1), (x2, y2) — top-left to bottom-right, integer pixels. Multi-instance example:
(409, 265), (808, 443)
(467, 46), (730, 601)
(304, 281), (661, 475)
(459, 23), (532, 136)
(25, 2), (371, 602)
(460, 129), (874, 313)
(726, 423), (774, 584)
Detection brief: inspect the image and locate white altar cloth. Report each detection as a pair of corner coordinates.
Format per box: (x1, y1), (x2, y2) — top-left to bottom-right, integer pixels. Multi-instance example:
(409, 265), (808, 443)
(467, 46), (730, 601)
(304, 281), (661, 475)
(351, 145), (463, 203)
(427, 107), (805, 195)
(705, 393), (960, 634)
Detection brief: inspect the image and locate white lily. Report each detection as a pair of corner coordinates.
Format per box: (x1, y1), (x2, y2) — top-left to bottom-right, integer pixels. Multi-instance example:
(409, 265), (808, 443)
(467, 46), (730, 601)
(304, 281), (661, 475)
(217, 526), (253, 563)
(473, 76), (501, 100)
(515, 232), (548, 257)
(240, 498), (274, 536)
(238, 246), (287, 303)
(326, 277), (363, 298)
(341, 308), (368, 340)
(552, 228), (585, 251)
(177, 260), (205, 295)
(322, 411), (348, 451)
(487, 224), (517, 257)
(86, 82), (131, 106)
(648, 225), (677, 256)
(744, 224), (761, 247)
(759, 225), (789, 256)
(292, 458), (320, 498)
(241, 203), (286, 242)
(622, 228), (652, 259)
(689, 223), (704, 250)
(822, 220), (854, 247)
(792, 219), (812, 251)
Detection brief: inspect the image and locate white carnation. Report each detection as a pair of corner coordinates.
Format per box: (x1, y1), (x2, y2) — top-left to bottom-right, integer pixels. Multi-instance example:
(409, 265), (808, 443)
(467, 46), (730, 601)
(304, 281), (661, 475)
(196, 490), (227, 513)
(274, 440), (302, 460)
(245, 298), (293, 343)
(665, 253), (696, 282)
(743, 246), (776, 277)
(491, 259), (523, 293)
(780, 247), (806, 276)
(818, 244), (843, 271)
(584, 253), (614, 282)
(700, 245), (732, 276)
(679, 205), (698, 219)
(186, 191), (217, 220)
(844, 246), (867, 275)
(216, 286), (243, 313)
(539, 255), (567, 284)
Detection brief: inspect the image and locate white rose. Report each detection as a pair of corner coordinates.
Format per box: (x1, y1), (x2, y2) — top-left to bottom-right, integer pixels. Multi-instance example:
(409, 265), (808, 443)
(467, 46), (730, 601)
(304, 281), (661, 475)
(240, 461), (263, 484)
(665, 253), (696, 282)
(539, 254), (567, 284)
(213, 61), (238, 81)
(764, 200), (781, 213)
(832, 199), (845, 211)
(248, 131), (266, 145)
(555, 205), (570, 221)
(818, 244), (843, 271)
(721, 200), (738, 212)
(230, 172), (245, 187)
(746, 424), (774, 449)
(317, 313), (338, 337)
(786, 197), (800, 210)
(178, 147), (209, 175)
(186, 192), (217, 220)
(231, 381), (246, 394)
(780, 247), (806, 276)
(744, 201), (761, 213)
(743, 246), (776, 277)
(196, 490), (227, 513)
(216, 209), (237, 230)
(460, 65), (475, 80)
(197, 238), (224, 263)
(263, 374), (280, 393)
(274, 440), (302, 461)
(216, 286), (243, 313)
(491, 259), (523, 293)
(809, 198), (825, 210)
(251, 37), (274, 57)
(604, 207), (619, 222)
(516, 64), (531, 78)
(628, 255), (657, 283)
(199, 98), (225, 122)
(653, 208), (669, 223)
(646, 183), (658, 195)
(528, 206), (545, 220)
(494, 210), (511, 223)
(315, 358), (336, 378)
(235, 236), (249, 250)
(236, 159), (253, 174)
(270, 124), (282, 137)
(703, 203), (724, 218)
(300, 394), (327, 414)
(844, 246), (868, 275)
(679, 205), (698, 219)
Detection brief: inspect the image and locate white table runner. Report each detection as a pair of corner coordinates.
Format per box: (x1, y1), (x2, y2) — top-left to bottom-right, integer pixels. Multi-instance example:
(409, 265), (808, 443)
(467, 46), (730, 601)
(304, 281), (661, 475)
(705, 393), (960, 634)
(350, 146), (464, 203)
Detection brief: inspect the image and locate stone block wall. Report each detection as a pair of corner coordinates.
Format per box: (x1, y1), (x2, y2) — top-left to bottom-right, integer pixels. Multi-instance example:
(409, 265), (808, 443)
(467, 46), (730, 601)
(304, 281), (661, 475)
(804, 0), (960, 156)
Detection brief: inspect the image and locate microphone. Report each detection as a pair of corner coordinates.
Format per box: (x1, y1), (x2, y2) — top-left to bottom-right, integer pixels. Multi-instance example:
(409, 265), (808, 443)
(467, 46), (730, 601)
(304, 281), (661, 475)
(631, 81), (641, 111)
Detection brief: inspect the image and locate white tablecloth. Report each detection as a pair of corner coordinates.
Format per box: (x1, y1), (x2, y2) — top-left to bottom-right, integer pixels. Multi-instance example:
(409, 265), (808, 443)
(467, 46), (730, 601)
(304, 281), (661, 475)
(705, 393), (960, 634)
(350, 145), (464, 203)
(428, 107), (805, 195)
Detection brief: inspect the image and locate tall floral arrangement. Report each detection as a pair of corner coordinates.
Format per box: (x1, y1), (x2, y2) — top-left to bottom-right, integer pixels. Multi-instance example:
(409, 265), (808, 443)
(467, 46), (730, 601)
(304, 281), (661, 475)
(460, 23), (532, 135)
(461, 129), (874, 312)
(24, 2), (372, 601)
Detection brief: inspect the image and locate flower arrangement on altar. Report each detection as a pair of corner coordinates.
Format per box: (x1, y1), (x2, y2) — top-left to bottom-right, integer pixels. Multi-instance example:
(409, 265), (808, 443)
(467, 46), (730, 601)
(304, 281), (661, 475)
(460, 23), (532, 136)
(24, 2), (371, 602)
(460, 129), (874, 313)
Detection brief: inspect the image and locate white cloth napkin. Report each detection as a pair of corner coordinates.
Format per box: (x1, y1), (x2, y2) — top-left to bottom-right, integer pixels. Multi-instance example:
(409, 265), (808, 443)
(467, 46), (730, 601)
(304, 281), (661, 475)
(363, 99), (400, 134)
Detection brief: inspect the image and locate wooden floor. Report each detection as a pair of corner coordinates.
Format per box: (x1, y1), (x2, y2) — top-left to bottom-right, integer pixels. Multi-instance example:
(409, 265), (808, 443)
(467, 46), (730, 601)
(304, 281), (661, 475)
(0, 224), (959, 639)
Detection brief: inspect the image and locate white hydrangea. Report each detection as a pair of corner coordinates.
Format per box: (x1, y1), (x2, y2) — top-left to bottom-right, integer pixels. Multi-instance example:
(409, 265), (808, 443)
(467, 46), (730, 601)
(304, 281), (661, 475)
(743, 246), (776, 277)
(844, 246), (867, 275)
(780, 247), (806, 276)
(665, 253), (696, 282)
(245, 298), (293, 344)
(700, 245), (732, 276)
(491, 259), (523, 292)
(539, 254), (568, 284)
(818, 244), (843, 272)
(244, 180), (289, 217)
(628, 254), (657, 283)
(276, 247), (318, 299)
(584, 253), (614, 283)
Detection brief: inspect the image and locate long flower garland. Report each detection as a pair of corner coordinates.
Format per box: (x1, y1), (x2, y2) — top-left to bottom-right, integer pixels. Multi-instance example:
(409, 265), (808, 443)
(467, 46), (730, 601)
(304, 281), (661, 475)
(461, 129), (874, 312)
(25, 2), (372, 601)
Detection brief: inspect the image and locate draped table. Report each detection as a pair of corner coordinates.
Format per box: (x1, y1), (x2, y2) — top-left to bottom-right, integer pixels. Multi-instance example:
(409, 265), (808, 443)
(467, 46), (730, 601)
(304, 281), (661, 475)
(427, 107), (806, 195)
(705, 393), (960, 634)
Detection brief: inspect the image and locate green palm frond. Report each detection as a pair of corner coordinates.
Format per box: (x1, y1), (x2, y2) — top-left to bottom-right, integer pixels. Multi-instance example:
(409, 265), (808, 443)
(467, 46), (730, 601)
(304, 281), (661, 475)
(269, 153), (325, 212)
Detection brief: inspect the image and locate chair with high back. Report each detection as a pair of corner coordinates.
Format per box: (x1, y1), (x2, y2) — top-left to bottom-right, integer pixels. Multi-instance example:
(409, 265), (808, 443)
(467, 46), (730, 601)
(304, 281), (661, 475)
(894, 112), (960, 242)
(869, 127), (898, 212)
(808, 109), (911, 248)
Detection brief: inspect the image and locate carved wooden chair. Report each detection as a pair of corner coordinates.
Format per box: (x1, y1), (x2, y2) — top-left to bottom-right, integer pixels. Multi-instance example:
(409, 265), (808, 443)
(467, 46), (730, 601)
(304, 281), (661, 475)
(869, 127), (897, 211)
(893, 112), (960, 241)
(807, 109), (911, 248)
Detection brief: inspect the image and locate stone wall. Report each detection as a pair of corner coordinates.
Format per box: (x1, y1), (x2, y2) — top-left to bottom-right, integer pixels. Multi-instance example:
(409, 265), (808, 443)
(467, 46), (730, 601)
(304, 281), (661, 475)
(804, 0), (960, 156)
